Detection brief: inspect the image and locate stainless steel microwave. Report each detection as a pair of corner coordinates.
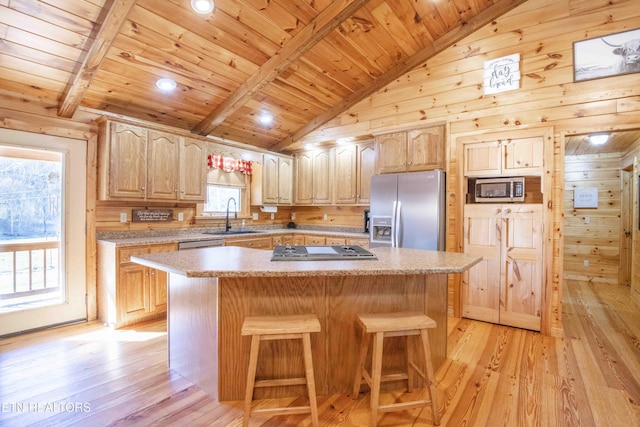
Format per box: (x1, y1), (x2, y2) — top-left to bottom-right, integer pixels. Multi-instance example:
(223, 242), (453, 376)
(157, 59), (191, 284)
(474, 177), (525, 203)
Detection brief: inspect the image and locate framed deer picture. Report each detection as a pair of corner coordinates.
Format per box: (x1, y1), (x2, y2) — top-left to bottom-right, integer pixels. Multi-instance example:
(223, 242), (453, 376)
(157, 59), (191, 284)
(573, 28), (640, 82)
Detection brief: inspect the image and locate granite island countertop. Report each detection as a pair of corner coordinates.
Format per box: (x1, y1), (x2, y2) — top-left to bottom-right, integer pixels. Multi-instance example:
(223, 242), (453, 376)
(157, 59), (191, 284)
(131, 245), (482, 278)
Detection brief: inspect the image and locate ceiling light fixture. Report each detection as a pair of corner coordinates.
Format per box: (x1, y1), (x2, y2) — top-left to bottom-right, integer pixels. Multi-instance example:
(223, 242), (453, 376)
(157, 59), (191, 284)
(588, 133), (609, 145)
(191, 0), (214, 14)
(258, 113), (273, 125)
(156, 78), (177, 91)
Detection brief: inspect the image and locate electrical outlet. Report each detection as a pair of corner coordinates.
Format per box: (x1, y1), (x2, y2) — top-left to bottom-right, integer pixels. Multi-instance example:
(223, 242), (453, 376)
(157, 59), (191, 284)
(252, 213), (259, 220)
(584, 216), (590, 224)
(178, 212), (184, 221)
(270, 213), (275, 220)
(323, 213), (328, 221)
(583, 260), (589, 267)
(291, 213), (296, 220)
(120, 212), (127, 223)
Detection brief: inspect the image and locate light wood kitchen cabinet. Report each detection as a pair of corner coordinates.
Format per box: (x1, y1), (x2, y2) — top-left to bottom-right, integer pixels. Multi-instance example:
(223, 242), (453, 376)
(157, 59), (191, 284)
(179, 137), (207, 201)
(463, 135), (544, 177)
(356, 142), (375, 205)
(462, 204), (543, 331)
(224, 236), (272, 249)
(294, 149), (332, 205)
(334, 144), (357, 204)
(325, 237), (346, 245)
(347, 237), (370, 249)
(271, 234), (293, 246)
(147, 130), (179, 200)
(304, 235), (326, 245)
(407, 126), (445, 171)
(292, 235), (305, 245)
(97, 242), (176, 328)
(375, 131), (407, 174)
(262, 154), (292, 205)
(98, 119), (207, 201)
(375, 126), (445, 174)
(100, 121), (148, 199)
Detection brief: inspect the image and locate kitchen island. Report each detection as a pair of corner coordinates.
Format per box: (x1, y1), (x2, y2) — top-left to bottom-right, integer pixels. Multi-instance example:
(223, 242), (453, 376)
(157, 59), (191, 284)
(131, 246), (480, 401)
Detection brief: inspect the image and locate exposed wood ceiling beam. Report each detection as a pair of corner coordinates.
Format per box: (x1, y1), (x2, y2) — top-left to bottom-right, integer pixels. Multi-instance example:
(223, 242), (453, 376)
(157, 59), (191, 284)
(58, 0), (137, 118)
(270, 0), (529, 152)
(191, 0), (371, 136)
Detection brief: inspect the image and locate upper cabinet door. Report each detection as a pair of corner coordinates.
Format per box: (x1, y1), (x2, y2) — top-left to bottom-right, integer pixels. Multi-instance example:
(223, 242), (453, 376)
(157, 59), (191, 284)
(407, 126), (445, 171)
(147, 130), (180, 200)
(356, 143), (375, 205)
(277, 157), (292, 205)
(179, 137), (207, 201)
(502, 136), (544, 175)
(294, 152), (314, 204)
(109, 122), (148, 199)
(262, 154), (280, 205)
(375, 132), (407, 174)
(312, 149), (332, 205)
(463, 140), (502, 177)
(334, 144), (357, 204)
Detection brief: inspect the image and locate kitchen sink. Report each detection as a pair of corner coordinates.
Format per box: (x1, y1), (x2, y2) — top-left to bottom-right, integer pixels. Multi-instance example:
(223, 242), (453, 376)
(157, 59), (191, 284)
(205, 230), (263, 236)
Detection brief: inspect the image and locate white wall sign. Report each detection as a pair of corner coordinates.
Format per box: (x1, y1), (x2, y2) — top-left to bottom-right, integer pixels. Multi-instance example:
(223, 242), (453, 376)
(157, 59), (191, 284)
(483, 53), (520, 95)
(574, 188), (598, 208)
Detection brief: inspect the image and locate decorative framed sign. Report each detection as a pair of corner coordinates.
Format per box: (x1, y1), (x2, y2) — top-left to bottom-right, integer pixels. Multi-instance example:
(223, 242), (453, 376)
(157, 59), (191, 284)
(132, 209), (174, 222)
(573, 28), (640, 82)
(483, 53), (520, 95)
(573, 188), (598, 208)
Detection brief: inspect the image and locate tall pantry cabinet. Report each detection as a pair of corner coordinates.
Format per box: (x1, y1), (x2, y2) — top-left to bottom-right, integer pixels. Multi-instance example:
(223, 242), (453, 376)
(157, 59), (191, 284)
(459, 128), (552, 332)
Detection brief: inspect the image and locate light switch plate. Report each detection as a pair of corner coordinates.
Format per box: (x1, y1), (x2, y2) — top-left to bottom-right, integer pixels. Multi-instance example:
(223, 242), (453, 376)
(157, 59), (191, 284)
(178, 212), (184, 221)
(252, 213), (259, 220)
(120, 212), (127, 223)
(270, 213), (275, 220)
(323, 213), (328, 220)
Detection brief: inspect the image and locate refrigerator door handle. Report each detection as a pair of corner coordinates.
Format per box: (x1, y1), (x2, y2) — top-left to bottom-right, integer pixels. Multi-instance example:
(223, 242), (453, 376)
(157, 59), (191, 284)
(394, 201), (402, 247)
(391, 201), (398, 247)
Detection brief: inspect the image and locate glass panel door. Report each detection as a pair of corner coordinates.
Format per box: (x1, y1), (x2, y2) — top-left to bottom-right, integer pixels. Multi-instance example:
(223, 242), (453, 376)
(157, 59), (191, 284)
(0, 130), (86, 336)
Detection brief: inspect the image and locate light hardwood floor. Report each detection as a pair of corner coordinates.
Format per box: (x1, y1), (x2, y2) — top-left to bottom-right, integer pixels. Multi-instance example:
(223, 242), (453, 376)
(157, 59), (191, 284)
(1, 280), (639, 426)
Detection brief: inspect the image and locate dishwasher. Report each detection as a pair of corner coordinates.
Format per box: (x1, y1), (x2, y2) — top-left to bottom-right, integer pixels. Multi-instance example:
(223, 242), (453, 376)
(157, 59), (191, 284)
(177, 239), (224, 250)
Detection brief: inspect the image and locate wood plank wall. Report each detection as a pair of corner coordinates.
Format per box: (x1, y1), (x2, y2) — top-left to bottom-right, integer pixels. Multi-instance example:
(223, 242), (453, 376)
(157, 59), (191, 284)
(563, 153), (622, 284)
(298, 0), (640, 336)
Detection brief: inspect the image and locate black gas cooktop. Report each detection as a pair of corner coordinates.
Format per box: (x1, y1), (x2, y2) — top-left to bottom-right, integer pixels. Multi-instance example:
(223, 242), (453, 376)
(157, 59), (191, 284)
(271, 245), (377, 261)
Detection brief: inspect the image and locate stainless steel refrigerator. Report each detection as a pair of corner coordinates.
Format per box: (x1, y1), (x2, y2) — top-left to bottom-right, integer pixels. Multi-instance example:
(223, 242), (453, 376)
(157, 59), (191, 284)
(369, 171), (445, 250)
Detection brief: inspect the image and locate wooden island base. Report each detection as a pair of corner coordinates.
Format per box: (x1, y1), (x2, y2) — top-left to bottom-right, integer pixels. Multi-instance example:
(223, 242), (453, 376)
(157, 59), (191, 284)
(132, 246), (480, 402)
(168, 272), (448, 401)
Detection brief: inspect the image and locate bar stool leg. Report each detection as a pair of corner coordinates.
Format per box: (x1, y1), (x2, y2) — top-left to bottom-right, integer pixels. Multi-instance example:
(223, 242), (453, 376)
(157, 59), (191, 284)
(369, 332), (384, 427)
(352, 329), (370, 398)
(406, 335), (414, 393)
(301, 332), (319, 427)
(243, 334), (261, 427)
(419, 329), (440, 426)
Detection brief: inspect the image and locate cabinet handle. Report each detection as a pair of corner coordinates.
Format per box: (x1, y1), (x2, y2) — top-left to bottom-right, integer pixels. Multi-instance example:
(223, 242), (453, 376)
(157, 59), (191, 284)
(504, 208), (512, 214)
(141, 186), (146, 190)
(494, 208), (502, 215)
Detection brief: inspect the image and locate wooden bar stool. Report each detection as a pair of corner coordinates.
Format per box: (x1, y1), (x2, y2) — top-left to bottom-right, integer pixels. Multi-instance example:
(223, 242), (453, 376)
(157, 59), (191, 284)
(352, 311), (440, 426)
(241, 314), (321, 427)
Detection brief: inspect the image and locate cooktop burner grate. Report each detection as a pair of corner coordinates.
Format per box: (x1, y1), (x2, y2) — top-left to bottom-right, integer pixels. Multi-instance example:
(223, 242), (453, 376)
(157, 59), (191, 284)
(271, 245), (377, 261)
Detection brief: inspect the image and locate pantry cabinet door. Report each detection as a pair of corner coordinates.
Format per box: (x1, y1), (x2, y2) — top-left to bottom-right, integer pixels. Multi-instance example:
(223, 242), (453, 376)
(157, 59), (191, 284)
(499, 205), (543, 331)
(462, 204), (501, 324)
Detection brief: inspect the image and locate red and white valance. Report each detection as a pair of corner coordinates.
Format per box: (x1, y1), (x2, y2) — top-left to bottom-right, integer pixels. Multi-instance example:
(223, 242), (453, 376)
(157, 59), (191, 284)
(207, 154), (252, 175)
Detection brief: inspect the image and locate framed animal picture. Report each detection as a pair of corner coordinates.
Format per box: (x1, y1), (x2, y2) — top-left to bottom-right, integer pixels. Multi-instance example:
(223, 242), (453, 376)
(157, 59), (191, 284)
(573, 28), (640, 82)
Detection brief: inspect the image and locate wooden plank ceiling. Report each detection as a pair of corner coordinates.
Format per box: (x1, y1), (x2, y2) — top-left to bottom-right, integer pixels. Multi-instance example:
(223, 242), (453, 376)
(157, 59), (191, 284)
(0, 0), (528, 153)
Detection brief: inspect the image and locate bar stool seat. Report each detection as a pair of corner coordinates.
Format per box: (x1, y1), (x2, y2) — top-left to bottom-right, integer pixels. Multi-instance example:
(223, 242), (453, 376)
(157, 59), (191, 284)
(241, 314), (321, 427)
(352, 311), (440, 426)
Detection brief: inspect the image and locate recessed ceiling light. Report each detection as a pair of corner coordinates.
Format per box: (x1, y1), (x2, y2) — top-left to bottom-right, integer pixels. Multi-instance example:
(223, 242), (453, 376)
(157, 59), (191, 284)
(156, 78), (177, 91)
(588, 133), (609, 145)
(258, 113), (273, 125)
(191, 0), (214, 14)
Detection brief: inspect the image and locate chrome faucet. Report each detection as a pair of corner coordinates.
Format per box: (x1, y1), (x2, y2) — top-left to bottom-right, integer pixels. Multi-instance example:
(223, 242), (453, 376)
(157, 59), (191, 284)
(225, 197), (237, 232)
